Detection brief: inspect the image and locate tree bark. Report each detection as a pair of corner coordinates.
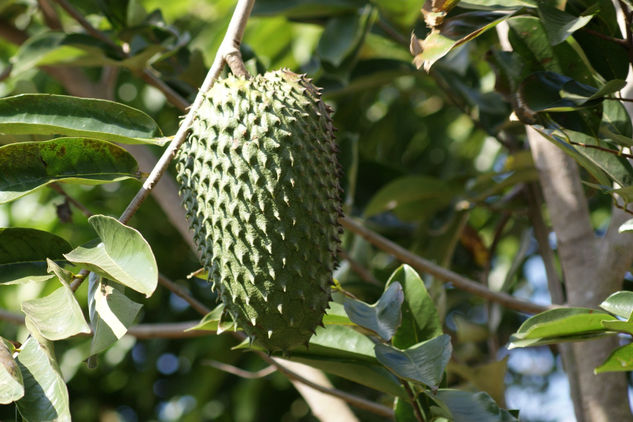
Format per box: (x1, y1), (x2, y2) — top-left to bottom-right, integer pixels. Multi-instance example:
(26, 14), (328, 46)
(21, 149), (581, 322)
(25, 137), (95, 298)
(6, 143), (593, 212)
(528, 127), (633, 422)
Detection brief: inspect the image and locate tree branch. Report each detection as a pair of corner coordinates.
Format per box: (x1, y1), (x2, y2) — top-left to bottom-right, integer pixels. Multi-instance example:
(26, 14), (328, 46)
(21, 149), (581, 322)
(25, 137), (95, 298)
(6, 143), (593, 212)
(340, 216), (549, 314)
(118, 0), (255, 224)
(158, 273), (210, 316)
(201, 360), (277, 379)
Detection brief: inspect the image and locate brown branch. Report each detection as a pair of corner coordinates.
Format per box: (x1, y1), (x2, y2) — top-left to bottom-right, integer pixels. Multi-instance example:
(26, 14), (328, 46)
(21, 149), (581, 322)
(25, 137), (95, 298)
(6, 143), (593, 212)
(340, 216), (550, 314)
(49, 183), (93, 218)
(403, 382), (425, 422)
(118, 0), (255, 224)
(52, 0), (118, 48)
(158, 273), (210, 316)
(38, 0), (62, 30)
(581, 28), (628, 47)
(201, 359), (277, 379)
(567, 139), (633, 158)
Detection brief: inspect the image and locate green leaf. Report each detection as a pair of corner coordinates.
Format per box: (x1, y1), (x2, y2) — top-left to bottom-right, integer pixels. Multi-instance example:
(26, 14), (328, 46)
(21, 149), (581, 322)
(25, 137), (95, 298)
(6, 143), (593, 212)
(601, 99), (633, 147)
(595, 343), (633, 373)
(386, 265), (442, 348)
(600, 319), (633, 335)
(88, 273), (142, 355)
(413, 11), (514, 71)
(0, 138), (140, 204)
(458, 0), (536, 10)
(517, 72), (601, 113)
(344, 282), (404, 340)
(10, 32), (120, 75)
(288, 325), (405, 397)
(600, 291), (633, 319)
(252, 0), (366, 19)
(64, 215), (158, 297)
(553, 129), (633, 188)
(534, 127), (610, 187)
(322, 302), (354, 326)
(0, 94), (164, 145)
(21, 260), (91, 341)
(537, 2), (594, 45)
(394, 397), (418, 422)
(364, 175), (460, 219)
(317, 9), (371, 67)
(509, 307), (615, 348)
(375, 334), (452, 388)
(0, 228), (71, 285)
(436, 390), (518, 422)
(15, 337), (71, 422)
(0, 338), (24, 404)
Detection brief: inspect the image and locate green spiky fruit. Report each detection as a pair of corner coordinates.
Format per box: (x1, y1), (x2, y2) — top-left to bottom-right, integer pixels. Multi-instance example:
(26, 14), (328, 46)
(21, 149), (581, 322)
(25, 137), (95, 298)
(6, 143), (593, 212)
(175, 69), (343, 352)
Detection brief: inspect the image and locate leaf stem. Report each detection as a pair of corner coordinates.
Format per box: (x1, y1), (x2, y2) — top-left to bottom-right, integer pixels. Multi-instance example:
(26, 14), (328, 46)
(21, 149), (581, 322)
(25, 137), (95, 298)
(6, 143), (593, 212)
(403, 381), (426, 422)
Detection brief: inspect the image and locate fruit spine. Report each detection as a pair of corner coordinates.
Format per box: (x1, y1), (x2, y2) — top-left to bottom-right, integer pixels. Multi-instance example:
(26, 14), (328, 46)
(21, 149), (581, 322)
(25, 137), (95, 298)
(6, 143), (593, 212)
(175, 69), (343, 351)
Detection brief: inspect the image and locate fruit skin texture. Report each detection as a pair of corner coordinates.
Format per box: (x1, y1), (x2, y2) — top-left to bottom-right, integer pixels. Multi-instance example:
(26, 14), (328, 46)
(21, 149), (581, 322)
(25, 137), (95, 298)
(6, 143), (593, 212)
(175, 69), (342, 352)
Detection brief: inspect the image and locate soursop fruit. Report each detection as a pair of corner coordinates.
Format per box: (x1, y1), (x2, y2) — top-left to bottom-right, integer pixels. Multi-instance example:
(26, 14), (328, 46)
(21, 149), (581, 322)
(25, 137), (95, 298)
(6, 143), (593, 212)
(175, 69), (343, 352)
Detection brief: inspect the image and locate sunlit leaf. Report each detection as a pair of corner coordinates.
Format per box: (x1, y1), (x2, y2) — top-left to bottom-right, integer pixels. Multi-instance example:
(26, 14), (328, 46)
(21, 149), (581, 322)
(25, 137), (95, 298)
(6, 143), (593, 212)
(509, 307), (615, 348)
(0, 228), (71, 285)
(537, 2), (594, 45)
(0, 138), (140, 204)
(64, 215), (158, 297)
(412, 11), (514, 71)
(600, 291), (633, 319)
(0, 94), (164, 145)
(595, 343), (633, 373)
(15, 337), (71, 422)
(0, 338), (23, 404)
(344, 282), (404, 340)
(21, 260), (91, 341)
(88, 273), (142, 355)
(187, 304), (235, 333)
(387, 265), (442, 348)
(436, 389), (518, 422)
(375, 334), (452, 387)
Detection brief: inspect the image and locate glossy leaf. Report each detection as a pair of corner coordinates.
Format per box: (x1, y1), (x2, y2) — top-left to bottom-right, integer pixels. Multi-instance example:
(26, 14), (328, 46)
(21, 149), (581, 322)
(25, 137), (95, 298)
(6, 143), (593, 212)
(0, 138), (140, 204)
(387, 265), (442, 348)
(0, 94), (164, 145)
(64, 215), (158, 297)
(88, 273), (142, 355)
(15, 337), (71, 422)
(0, 228), (71, 285)
(21, 260), (91, 341)
(375, 334), (452, 388)
(412, 11), (513, 71)
(0, 339), (23, 404)
(537, 2), (594, 45)
(619, 219), (633, 233)
(436, 390), (518, 422)
(600, 291), (633, 319)
(601, 99), (633, 147)
(600, 319), (633, 335)
(344, 282), (404, 340)
(509, 307), (615, 348)
(595, 343), (633, 373)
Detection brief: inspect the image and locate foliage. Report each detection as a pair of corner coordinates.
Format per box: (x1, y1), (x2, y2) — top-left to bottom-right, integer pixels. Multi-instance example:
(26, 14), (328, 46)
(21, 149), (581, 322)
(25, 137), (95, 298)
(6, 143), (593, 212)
(1, 0), (633, 421)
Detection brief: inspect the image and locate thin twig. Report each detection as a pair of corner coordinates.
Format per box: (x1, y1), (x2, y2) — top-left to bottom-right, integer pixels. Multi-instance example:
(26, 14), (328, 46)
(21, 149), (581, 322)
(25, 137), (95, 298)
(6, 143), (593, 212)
(118, 0), (255, 225)
(339, 250), (382, 286)
(581, 28), (628, 47)
(52, 0), (118, 48)
(49, 183), (93, 218)
(158, 273), (211, 315)
(340, 216), (550, 314)
(567, 139), (633, 158)
(201, 360), (277, 379)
